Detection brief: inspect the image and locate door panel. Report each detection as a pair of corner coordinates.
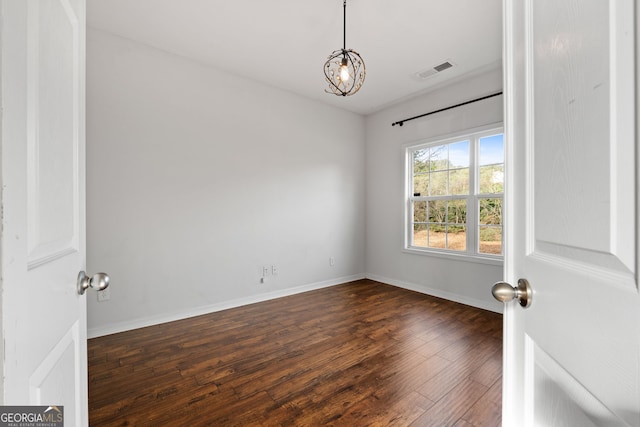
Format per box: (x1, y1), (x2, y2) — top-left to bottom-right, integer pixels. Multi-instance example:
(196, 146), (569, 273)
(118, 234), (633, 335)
(503, 0), (639, 425)
(29, 322), (83, 423)
(530, 0), (636, 276)
(1, 1), (87, 426)
(527, 338), (627, 427)
(27, 0), (81, 268)
(531, 0), (610, 254)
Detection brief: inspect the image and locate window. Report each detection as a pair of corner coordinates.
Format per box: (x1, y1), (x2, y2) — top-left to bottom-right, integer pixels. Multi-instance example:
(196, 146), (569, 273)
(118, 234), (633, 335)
(406, 126), (504, 260)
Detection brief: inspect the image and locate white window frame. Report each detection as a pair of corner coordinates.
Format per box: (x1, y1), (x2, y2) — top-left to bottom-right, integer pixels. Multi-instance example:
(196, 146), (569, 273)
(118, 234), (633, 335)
(403, 123), (504, 265)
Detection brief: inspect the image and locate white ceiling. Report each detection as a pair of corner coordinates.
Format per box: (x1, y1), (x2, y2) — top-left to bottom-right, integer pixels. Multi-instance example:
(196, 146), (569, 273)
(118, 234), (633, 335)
(87, 0), (503, 115)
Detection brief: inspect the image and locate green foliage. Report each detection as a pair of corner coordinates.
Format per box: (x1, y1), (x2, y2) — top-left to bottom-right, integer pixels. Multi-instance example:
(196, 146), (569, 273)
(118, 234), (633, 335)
(429, 224), (446, 233)
(447, 199), (466, 224)
(449, 168), (469, 195)
(479, 198), (502, 225)
(480, 226), (502, 241)
(413, 201), (427, 222)
(413, 199), (467, 227)
(448, 225), (465, 234)
(413, 174), (429, 195)
(413, 150), (430, 174)
(428, 200), (446, 223)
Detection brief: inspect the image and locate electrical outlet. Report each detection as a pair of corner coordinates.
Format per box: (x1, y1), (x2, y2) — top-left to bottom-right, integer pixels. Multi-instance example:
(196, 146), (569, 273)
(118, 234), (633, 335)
(330, 257), (335, 266)
(272, 265), (278, 275)
(97, 287), (111, 302)
(263, 266), (270, 277)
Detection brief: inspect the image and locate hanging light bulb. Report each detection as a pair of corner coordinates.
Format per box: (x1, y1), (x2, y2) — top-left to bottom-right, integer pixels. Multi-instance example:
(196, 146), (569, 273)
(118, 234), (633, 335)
(324, 0), (365, 96)
(339, 57), (350, 82)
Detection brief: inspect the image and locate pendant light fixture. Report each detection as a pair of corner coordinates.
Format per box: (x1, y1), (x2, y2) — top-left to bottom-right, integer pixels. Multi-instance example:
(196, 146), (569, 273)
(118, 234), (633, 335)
(324, 0), (366, 96)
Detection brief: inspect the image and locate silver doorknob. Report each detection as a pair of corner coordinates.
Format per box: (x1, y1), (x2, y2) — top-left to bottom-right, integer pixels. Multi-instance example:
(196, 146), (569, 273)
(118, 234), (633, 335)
(491, 278), (532, 308)
(77, 271), (110, 295)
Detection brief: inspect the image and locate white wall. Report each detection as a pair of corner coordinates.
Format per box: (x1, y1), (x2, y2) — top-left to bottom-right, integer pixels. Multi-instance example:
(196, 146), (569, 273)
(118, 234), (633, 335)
(364, 68), (505, 312)
(86, 29), (365, 337)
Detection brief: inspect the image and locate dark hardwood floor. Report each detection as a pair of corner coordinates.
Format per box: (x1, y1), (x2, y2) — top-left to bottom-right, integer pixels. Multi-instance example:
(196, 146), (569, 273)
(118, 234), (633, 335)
(88, 279), (503, 426)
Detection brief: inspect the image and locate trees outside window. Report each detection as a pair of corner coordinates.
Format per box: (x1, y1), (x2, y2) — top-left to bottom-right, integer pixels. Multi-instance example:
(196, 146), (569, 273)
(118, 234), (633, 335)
(406, 127), (504, 259)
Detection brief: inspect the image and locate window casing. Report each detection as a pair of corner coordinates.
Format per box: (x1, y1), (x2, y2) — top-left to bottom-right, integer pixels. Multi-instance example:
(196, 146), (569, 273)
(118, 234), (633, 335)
(405, 126), (504, 261)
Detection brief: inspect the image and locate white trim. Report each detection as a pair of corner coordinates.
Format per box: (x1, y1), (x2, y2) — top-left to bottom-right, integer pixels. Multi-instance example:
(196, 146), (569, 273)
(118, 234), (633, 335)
(366, 273), (503, 314)
(87, 274), (365, 338)
(502, 0), (518, 422)
(404, 124), (505, 260)
(402, 247), (503, 266)
(609, 0), (636, 273)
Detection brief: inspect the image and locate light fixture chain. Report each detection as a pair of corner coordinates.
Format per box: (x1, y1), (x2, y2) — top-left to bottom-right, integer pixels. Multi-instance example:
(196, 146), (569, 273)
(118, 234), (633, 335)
(343, 0), (347, 50)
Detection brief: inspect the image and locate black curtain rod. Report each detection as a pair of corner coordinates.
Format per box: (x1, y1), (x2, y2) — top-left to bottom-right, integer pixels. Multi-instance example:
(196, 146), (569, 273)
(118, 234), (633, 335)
(391, 91), (503, 127)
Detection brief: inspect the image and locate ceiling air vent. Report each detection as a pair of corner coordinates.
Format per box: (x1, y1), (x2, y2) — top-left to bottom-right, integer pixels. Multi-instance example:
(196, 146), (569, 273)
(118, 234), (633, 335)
(412, 60), (455, 81)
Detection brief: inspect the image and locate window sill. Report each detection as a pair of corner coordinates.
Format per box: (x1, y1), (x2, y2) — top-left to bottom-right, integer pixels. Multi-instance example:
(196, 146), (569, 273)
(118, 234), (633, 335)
(402, 247), (504, 266)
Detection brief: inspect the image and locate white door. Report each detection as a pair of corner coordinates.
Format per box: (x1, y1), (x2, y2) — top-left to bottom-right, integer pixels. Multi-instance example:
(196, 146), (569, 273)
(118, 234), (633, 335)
(500, 0), (639, 425)
(1, 1), (90, 426)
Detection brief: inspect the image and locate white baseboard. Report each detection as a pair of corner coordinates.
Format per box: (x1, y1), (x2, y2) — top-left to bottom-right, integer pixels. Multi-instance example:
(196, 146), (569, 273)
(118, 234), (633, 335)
(88, 272), (501, 338)
(87, 273), (365, 338)
(366, 273), (503, 314)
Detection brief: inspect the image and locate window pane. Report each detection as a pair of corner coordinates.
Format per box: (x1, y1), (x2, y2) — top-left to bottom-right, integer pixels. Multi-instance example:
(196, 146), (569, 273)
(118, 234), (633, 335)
(479, 165), (504, 194)
(479, 198), (502, 225)
(447, 225), (466, 251)
(413, 201), (427, 222)
(413, 149), (429, 173)
(449, 168), (469, 195)
(428, 224), (446, 249)
(479, 134), (504, 166)
(428, 200), (446, 223)
(413, 173), (429, 195)
(429, 170), (447, 196)
(447, 199), (467, 224)
(413, 224), (427, 247)
(430, 145), (448, 171)
(479, 226), (502, 255)
(449, 140), (470, 168)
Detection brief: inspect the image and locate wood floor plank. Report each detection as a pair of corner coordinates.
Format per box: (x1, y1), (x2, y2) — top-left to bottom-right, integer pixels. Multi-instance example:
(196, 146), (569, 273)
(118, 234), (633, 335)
(470, 344), (503, 388)
(336, 390), (434, 427)
(458, 378), (502, 427)
(411, 378), (489, 427)
(88, 279), (502, 426)
(416, 345), (501, 403)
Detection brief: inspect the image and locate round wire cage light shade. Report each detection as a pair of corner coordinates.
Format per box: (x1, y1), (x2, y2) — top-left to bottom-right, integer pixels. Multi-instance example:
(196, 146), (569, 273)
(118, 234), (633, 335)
(324, 49), (366, 96)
